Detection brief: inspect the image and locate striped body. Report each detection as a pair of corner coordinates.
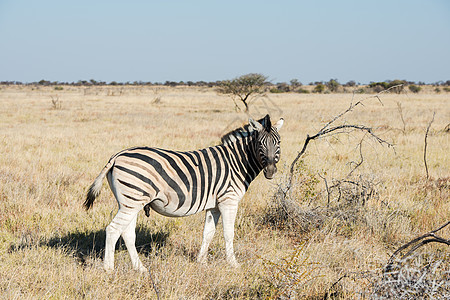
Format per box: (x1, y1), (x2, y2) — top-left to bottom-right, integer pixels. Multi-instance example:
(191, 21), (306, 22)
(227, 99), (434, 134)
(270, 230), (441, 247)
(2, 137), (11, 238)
(110, 140), (262, 217)
(84, 115), (283, 271)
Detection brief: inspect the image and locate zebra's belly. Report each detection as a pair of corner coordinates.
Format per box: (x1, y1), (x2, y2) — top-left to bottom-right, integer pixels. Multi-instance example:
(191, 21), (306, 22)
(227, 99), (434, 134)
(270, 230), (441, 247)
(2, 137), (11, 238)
(148, 191), (216, 217)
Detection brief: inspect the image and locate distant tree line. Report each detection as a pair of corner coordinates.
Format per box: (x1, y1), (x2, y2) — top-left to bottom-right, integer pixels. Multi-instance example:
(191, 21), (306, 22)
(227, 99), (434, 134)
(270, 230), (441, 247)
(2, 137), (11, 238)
(1, 78), (449, 94)
(0, 79), (222, 87)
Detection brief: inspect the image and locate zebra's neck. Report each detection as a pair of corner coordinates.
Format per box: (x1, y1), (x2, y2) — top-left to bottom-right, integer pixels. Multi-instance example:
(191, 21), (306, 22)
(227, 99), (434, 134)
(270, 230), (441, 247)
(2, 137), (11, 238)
(223, 134), (263, 189)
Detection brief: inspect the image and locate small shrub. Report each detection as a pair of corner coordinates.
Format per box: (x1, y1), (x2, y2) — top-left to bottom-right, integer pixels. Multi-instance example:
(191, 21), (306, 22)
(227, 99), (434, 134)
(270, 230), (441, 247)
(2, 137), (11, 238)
(369, 81), (389, 90)
(408, 85), (421, 93)
(344, 80), (356, 87)
(276, 83), (290, 93)
(296, 88), (310, 94)
(152, 96), (162, 104)
(54, 86), (64, 91)
(290, 79), (302, 88)
(313, 84), (325, 93)
(435, 87), (441, 93)
(50, 96), (62, 109)
(269, 88), (284, 94)
(368, 80), (405, 94)
(261, 242), (321, 299)
(443, 87), (450, 92)
(372, 85), (385, 93)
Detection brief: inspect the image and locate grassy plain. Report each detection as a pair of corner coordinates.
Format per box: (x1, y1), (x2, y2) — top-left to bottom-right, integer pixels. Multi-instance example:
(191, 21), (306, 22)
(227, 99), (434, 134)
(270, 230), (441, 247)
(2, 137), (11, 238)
(0, 85), (448, 299)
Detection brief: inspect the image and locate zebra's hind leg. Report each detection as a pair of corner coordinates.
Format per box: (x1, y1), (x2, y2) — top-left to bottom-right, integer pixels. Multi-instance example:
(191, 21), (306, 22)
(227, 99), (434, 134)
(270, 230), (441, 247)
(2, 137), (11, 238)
(121, 213), (147, 273)
(197, 208), (221, 264)
(104, 208), (142, 272)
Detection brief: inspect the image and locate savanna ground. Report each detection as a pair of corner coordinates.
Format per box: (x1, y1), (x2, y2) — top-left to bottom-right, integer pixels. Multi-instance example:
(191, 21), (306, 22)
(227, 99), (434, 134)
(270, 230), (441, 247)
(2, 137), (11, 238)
(0, 85), (448, 299)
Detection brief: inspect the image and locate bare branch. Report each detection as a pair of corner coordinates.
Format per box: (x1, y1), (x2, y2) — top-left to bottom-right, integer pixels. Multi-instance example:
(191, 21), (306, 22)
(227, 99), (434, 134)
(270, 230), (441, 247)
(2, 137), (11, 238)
(444, 123), (450, 133)
(318, 173), (331, 207)
(325, 271), (375, 299)
(148, 266), (161, 300)
(319, 84), (402, 132)
(396, 102), (406, 134)
(288, 86), (399, 185)
(289, 124), (393, 186)
(424, 112), (436, 180)
(384, 220), (450, 275)
(347, 141), (364, 178)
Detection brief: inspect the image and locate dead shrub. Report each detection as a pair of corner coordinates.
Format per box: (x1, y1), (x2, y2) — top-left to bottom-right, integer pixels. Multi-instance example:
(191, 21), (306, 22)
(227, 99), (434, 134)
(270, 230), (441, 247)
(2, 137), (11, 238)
(371, 255), (450, 299)
(263, 162), (323, 234)
(371, 221), (450, 299)
(263, 166), (380, 238)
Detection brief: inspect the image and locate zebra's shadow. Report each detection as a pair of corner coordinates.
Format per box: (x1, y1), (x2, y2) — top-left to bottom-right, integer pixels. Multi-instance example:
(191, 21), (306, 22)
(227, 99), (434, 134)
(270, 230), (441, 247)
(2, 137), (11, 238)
(37, 225), (169, 266)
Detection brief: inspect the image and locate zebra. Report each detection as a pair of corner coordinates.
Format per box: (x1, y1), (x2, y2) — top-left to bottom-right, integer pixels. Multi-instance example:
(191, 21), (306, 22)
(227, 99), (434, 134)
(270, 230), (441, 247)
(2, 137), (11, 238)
(84, 114), (283, 272)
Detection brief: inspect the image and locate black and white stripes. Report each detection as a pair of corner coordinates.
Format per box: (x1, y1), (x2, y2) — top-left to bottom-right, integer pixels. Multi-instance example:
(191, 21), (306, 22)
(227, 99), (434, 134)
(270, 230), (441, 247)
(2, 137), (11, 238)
(84, 114), (283, 271)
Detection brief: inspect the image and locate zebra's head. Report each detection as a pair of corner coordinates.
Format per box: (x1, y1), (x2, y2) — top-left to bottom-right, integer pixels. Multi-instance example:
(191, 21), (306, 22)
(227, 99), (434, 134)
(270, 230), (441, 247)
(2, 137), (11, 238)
(249, 115), (284, 179)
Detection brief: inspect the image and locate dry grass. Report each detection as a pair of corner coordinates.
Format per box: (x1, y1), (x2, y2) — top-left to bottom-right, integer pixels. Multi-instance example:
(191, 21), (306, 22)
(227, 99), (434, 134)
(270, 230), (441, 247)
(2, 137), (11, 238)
(0, 85), (448, 299)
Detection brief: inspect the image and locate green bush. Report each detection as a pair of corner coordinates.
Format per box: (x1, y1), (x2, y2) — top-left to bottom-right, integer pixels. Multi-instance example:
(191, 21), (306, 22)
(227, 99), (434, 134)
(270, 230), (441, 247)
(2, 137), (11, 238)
(296, 88), (310, 94)
(54, 86), (64, 91)
(344, 80), (356, 87)
(408, 85), (421, 93)
(276, 83), (290, 93)
(269, 88), (284, 93)
(369, 81), (389, 89)
(368, 80), (406, 94)
(313, 84), (325, 93)
(326, 79), (340, 92)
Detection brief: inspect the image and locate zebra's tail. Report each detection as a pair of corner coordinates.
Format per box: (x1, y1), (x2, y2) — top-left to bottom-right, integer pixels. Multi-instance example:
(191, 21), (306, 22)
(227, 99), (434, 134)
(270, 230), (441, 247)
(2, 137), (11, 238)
(84, 156), (117, 210)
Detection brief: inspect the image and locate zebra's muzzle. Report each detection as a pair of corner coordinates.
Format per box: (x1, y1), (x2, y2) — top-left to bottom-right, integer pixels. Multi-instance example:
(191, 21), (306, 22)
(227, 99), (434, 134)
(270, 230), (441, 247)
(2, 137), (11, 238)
(264, 164), (277, 179)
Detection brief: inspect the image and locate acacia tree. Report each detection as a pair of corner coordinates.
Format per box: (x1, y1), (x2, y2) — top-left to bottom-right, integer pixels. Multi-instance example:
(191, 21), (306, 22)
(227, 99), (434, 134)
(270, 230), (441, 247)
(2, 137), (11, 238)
(326, 78), (340, 92)
(218, 73), (268, 112)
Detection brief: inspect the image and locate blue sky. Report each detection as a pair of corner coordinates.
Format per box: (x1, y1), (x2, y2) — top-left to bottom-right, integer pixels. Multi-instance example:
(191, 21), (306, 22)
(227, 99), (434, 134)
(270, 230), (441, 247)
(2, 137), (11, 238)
(0, 0), (449, 84)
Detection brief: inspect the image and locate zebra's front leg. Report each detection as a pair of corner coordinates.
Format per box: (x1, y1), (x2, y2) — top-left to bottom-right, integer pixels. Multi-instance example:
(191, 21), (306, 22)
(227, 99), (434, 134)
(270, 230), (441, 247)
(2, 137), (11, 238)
(197, 208), (221, 264)
(218, 201), (239, 267)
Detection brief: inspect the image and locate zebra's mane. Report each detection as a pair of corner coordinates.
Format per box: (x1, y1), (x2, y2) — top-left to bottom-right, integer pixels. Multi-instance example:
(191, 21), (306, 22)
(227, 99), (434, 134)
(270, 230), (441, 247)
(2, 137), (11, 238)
(220, 123), (254, 145)
(220, 115), (270, 145)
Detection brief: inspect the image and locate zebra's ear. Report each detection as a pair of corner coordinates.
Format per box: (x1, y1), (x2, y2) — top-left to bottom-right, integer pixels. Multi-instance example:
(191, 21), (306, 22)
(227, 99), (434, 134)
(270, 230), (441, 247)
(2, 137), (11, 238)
(274, 118), (284, 131)
(262, 114), (272, 131)
(249, 118), (263, 131)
